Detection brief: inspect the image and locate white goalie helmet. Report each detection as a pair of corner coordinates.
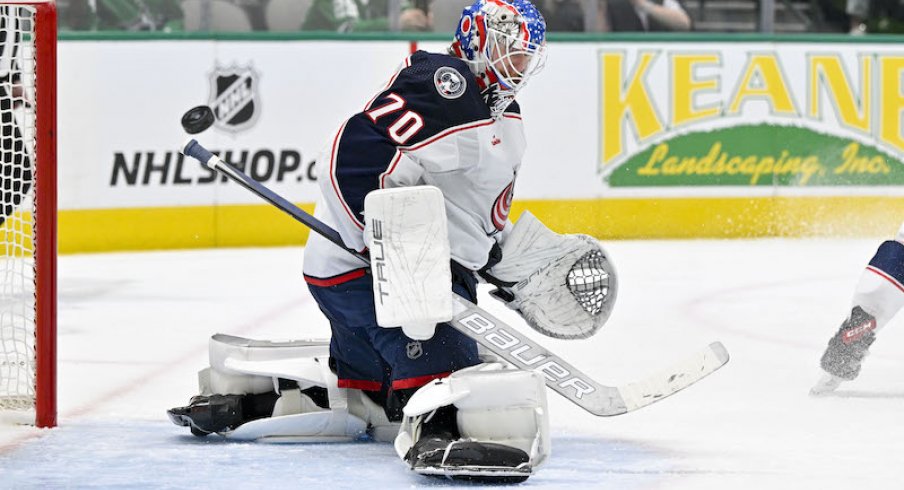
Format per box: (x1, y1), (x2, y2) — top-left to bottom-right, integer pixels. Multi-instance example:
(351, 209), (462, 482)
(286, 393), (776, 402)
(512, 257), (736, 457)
(452, 0), (548, 116)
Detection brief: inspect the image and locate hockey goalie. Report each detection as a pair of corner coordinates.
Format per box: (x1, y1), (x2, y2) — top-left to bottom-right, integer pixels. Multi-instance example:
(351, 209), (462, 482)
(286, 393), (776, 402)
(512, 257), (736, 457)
(168, 185), (617, 483)
(169, 0), (619, 483)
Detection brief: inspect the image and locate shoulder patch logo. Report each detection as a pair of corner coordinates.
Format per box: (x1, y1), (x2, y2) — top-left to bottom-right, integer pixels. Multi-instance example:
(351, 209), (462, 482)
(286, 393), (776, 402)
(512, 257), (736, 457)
(434, 67), (467, 99)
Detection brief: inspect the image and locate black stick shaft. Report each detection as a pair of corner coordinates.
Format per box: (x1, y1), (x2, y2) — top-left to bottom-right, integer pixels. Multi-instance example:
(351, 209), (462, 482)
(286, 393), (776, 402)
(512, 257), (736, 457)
(181, 139), (369, 265)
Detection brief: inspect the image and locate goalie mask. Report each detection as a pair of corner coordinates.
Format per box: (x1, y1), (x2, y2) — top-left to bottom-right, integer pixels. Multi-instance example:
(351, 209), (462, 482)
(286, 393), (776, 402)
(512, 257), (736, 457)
(452, 0), (548, 118)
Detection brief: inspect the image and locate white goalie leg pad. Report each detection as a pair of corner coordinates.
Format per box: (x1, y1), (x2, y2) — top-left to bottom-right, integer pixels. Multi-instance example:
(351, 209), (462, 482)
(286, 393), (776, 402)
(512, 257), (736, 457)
(488, 211), (618, 340)
(347, 389), (401, 443)
(394, 363), (550, 468)
(199, 334), (372, 442)
(201, 333), (331, 395)
(226, 384), (399, 443)
(364, 186), (453, 340)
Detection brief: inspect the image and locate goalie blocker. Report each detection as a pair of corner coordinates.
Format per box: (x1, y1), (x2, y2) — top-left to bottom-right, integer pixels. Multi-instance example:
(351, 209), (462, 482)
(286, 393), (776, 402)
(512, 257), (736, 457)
(363, 186), (453, 341)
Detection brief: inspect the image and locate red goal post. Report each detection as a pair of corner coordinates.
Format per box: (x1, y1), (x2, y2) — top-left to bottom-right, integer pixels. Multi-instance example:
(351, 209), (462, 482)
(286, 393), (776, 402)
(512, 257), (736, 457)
(0, 0), (56, 428)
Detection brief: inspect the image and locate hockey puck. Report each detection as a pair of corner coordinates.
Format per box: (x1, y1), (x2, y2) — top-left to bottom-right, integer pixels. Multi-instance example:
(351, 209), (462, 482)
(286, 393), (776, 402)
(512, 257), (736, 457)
(181, 105), (216, 134)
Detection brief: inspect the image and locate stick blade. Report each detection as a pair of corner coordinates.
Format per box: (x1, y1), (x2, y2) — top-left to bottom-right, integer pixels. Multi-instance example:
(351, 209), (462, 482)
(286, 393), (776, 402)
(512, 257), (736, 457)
(616, 341), (730, 413)
(710, 341), (730, 364)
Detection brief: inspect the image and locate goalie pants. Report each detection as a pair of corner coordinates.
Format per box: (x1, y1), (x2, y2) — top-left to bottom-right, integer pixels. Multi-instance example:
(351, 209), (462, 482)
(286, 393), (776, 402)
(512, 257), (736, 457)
(856, 239), (904, 325)
(307, 262), (480, 412)
(868, 240), (904, 288)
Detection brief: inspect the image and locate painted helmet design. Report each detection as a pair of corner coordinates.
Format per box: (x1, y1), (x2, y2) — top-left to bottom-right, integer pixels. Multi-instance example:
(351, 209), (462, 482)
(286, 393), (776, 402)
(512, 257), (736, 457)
(452, 0), (547, 114)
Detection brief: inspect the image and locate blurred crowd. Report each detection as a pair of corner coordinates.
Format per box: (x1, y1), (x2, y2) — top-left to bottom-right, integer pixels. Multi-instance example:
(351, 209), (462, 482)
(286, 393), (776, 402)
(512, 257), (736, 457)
(834, 0), (904, 34)
(55, 0), (904, 34)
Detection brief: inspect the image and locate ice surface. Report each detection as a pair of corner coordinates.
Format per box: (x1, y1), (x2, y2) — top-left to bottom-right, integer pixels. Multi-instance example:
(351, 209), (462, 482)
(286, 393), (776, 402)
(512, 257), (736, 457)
(1, 239), (903, 489)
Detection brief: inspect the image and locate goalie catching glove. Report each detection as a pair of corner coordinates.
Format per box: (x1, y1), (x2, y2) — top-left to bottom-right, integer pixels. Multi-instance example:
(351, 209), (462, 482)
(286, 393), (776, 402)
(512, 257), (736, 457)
(483, 211), (617, 340)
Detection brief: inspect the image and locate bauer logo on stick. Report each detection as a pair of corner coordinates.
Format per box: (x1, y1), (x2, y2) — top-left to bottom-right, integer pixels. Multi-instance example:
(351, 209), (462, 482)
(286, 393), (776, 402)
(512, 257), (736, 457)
(208, 64), (261, 133)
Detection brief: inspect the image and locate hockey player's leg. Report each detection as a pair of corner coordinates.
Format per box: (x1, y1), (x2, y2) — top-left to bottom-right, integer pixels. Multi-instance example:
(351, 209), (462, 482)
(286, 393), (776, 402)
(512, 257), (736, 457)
(168, 394), (243, 436)
(812, 306), (878, 394)
(167, 334), (396, 441)
(395, 363), (549, 483)
(167, 390), (294, 436)
(812, 227), (904, 394)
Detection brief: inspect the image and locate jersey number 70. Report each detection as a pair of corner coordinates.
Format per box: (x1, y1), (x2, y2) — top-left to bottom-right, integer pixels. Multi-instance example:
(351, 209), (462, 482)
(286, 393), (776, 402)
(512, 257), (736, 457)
(366, 93), (425, 145)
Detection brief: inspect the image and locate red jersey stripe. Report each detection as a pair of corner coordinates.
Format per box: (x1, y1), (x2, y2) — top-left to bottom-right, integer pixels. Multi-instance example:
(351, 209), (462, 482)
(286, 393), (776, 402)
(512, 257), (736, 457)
(391, 372), (452, 390)
(338, 378), (382, 391)
(867, 266), (904, 293)
(304, 268), (367, 287)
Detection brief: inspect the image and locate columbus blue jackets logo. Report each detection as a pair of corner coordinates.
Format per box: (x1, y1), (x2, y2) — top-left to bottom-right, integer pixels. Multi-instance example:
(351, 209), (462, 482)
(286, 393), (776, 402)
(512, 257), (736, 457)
(208, 64), (261, 133)
(491, 182), (515, 232)
(434, 67), (467, 99)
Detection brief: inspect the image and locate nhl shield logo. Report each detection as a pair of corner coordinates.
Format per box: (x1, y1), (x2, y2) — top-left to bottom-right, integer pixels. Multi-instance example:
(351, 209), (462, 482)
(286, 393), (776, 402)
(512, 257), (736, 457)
(208, 64), (261, 133)
(406, 341), (423, 360)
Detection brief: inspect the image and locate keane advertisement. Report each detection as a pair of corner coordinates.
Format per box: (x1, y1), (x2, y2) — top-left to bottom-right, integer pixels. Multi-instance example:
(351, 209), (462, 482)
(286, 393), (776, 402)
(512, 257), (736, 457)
(53, 38), (904, 252)
(598, 46), (904, 189)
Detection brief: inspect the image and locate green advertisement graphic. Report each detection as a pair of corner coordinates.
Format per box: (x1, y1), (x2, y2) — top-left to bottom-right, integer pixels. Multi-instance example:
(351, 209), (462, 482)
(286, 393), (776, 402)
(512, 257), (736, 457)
(606, 124), (904, 187)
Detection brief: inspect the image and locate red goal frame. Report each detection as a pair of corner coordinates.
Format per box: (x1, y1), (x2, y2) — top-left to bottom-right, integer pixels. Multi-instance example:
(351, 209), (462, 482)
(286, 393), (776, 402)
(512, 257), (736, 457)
(3, 0), (58, 429)
(34, 0), (57, 430)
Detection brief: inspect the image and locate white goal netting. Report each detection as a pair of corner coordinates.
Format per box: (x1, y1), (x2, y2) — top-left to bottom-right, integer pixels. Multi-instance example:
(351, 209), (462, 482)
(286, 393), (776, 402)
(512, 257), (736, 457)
(0, 4), (39, 415)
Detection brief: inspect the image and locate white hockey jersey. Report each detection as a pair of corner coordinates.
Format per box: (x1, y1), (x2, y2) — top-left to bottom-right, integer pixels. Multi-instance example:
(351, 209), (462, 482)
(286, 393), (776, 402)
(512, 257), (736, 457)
(303, 51), (527, 284)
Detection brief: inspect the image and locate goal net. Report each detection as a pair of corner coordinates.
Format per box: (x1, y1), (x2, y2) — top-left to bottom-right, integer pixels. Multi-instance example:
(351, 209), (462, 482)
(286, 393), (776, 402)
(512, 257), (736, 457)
(0, 0), (56, 428)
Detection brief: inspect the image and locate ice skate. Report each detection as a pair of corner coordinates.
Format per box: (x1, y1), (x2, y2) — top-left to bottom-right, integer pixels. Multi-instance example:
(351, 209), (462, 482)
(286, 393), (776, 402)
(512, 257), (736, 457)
(811, 306), (877, 394)
(405, 433), (532, 484)
(395, 365), (550, 483)
(167, 394), (245, 437)
(809, 373), (845, 396)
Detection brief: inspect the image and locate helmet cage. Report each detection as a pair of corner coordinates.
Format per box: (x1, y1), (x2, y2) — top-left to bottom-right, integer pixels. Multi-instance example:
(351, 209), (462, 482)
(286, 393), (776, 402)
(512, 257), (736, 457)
(454, 0), (547, 94)
(483, 26), (547, 92)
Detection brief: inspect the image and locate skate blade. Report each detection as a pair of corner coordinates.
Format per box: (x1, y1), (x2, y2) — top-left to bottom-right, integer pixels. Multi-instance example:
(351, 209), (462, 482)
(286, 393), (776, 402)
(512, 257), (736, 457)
(413, 465), (531, 477)
(414, 464), (531, 483)
(166, 409), (190, 427)
(810, 373), (844, 396)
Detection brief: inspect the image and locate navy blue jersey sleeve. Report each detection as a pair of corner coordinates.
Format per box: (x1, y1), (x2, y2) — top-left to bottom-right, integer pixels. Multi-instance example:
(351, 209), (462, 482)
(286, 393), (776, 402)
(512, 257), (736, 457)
(506, 100), (521, 116)
(378, 51), (491, 145)
(327, 52), (492, 229)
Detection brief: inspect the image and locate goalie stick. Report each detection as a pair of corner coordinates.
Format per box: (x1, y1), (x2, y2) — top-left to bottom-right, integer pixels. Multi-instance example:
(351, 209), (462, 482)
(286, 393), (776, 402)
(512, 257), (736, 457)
(180, 138), (729, 417)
